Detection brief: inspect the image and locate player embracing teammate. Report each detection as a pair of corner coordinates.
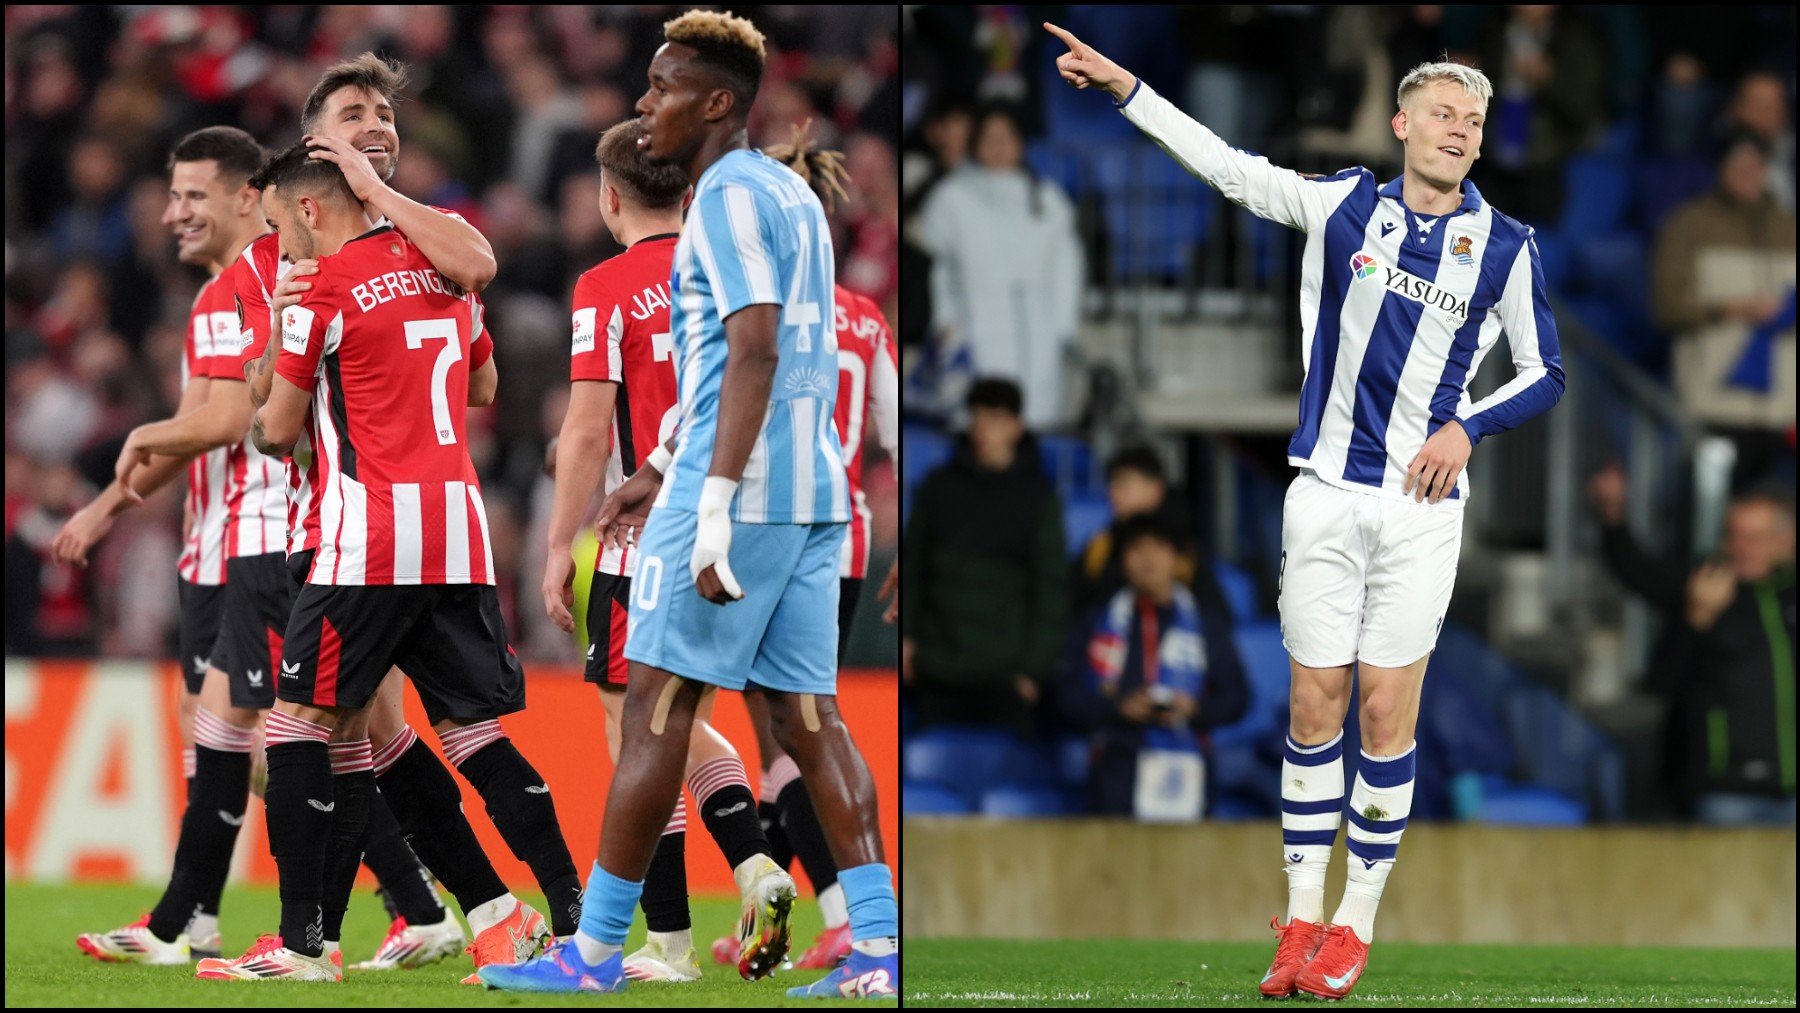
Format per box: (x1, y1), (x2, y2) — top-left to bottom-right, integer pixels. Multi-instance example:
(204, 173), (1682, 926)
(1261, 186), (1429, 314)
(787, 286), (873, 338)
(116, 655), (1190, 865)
(1047, 22), (1563, 1001)
(480, 10), (898, 999)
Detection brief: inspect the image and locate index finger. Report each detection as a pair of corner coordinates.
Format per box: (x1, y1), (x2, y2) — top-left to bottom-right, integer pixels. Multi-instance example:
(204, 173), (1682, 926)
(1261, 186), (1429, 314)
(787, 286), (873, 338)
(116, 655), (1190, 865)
(1042, 22), (1085, 54)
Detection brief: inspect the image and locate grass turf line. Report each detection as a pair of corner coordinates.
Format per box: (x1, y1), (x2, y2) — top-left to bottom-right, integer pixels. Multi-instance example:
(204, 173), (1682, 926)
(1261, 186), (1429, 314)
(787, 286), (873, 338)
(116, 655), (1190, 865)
(7, 882), (860, 1007)
(905, 937), (1797, 1008)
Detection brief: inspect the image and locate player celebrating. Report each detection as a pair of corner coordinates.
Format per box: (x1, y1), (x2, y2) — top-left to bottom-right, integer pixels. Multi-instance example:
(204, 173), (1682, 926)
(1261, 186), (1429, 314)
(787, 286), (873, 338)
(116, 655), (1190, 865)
(196, 141), (526, 983)
(60, 126), (293, 967)
(479, 11), (897, 998)
(704, 129), (901, 973)
(1046, 24), (1563, 1001)
(233, 54), (583, 980)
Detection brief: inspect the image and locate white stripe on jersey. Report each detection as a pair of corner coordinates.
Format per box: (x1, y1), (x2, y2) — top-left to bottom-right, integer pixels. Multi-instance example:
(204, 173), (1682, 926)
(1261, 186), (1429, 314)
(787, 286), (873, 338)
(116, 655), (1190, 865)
(818, 397), (849, 528)
(337, 476), (368, 586)
(392, 483), (423, 585)
(790, 399), (815, 523)
(606, 304), (625, 377)
(445, 480), (470, 582)
(723, 184), (778, 304)
(468, 483), (494, 585)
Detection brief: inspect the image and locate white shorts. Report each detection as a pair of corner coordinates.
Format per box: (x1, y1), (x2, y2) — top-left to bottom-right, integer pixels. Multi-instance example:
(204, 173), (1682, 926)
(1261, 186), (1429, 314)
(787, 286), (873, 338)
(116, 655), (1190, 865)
(1277, 470), (1464, 669)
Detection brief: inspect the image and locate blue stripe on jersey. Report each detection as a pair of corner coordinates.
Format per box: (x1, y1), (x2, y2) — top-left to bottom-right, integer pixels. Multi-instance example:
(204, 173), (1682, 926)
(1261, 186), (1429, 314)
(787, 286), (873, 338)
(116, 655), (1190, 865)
(1289, 176), (1376, 460)
(1426, 220), (1526, 499)
(1462, 231), (1564, 443)
(1342, 212), (1446, 487)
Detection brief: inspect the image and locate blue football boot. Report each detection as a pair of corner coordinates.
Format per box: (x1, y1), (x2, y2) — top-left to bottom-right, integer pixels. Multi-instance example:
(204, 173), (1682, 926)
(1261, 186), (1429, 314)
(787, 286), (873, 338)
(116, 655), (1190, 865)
(477, 938), (626, 993)
(786, 947), (899, 1000)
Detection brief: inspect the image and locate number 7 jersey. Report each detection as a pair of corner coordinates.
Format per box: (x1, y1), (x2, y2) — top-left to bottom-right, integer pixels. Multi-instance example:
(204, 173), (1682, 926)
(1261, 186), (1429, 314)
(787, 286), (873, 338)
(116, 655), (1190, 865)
(657, 148), (851, 525)
(272, 224), (494, 586)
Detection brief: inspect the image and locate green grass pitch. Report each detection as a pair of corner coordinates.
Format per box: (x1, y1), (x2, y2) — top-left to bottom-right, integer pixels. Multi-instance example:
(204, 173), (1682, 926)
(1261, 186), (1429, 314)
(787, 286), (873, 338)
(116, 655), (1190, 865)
(5, 882), (863, 1007)
(905, 937), (1796, 1007)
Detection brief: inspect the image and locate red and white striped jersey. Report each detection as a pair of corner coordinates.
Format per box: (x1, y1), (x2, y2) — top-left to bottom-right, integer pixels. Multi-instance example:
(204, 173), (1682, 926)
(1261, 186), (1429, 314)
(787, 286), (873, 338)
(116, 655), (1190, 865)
(209, 243), (287, 558)
(273, 225), (493, 585)
(569, 234), (680, 578)
(176, 272), (238, 585)
(237, 215), (493, 561)
(832, 285), (899, 579)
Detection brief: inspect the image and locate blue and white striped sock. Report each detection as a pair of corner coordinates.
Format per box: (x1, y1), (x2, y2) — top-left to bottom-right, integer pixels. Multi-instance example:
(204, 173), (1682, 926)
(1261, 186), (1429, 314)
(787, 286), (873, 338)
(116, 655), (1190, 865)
(1336, 743), (1416, 943)
(1281, 730), (1344, 925)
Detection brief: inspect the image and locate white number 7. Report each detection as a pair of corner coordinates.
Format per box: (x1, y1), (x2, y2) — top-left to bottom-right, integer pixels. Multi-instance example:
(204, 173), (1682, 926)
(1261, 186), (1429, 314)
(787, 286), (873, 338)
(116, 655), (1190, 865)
(405, 318), (462, 446)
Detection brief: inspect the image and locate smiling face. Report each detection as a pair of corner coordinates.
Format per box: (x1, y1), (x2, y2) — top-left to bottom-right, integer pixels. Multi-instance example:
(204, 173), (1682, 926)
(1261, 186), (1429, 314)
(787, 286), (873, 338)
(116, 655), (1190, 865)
(635, 42), (717, 169)
(313, 85), (399, 180)
(162, 159), (239, 267)
(1395, 79), (1486, 190)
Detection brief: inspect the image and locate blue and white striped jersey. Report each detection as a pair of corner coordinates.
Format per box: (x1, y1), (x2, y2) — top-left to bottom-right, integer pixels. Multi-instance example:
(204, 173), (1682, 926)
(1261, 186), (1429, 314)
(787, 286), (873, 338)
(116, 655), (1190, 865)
(1120, 81), (1565, 502)
(655, 149), (852, 524)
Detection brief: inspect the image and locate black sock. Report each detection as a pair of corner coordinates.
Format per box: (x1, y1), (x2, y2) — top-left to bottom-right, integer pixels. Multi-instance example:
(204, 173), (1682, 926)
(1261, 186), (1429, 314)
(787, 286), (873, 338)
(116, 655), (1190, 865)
(697, 782), (768, 874)
(265, 741), (332, 957)
(456, 740), (583, 936)
(640, 831), (690, 933)
(779, 778), (840, 894)
(760, 799), (794, 870)
(361, 789), (445, 926)
(377, 739), (509, 916)
(148, 746), (250, 942)
(319, 768), (374, 944)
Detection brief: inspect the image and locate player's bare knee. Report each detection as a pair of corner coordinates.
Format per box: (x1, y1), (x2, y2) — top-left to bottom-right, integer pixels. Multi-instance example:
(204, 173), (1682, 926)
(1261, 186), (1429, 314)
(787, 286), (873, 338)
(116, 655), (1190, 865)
(1358, 692), (1407, 745)
(1288, 682), (1345, 739)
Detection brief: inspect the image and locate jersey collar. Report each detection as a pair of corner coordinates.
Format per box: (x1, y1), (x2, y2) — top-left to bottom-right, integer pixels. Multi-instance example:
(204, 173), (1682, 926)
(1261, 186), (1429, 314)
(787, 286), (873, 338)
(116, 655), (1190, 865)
(1378, 175), (1485, 217)
(347, 222), (397, 245)
(631, 232), (680, 247)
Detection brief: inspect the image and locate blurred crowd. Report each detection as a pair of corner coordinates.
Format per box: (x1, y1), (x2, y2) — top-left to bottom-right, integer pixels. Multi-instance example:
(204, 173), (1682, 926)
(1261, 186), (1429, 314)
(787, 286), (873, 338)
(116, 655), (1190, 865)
(4, 5), (900, 662)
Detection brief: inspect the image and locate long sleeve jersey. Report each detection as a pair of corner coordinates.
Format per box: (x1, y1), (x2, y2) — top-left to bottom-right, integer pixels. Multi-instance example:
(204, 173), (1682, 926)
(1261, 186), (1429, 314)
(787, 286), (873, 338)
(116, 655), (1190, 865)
(1118, 81), (1565, 501)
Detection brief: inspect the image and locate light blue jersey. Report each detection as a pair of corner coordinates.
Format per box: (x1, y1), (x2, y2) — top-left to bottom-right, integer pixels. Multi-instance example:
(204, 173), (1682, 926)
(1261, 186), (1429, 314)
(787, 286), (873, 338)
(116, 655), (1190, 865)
(655, 149), (852, 524)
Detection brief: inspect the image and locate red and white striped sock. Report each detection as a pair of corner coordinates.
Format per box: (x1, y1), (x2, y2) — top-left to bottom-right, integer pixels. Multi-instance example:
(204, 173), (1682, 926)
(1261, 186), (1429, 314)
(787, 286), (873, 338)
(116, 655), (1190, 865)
(329, 738), (373, 775)
(182, 746), (197, 780)
(438, 720), (506, 767)
(687, 756), (765, 872)
(265, 710), (332, 746)
(371, 725), (418, 776)
(761, 754), (800, 804)
(663, 795), (688, 836)
(688, 756), (752, 804)
(194, 709), (257, 753)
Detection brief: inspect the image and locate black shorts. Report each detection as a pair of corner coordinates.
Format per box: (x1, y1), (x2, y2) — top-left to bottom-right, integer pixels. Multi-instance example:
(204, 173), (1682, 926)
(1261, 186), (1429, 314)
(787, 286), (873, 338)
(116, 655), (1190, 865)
(286, 548), (315, 596)
(278, 582), (525, 725)
(583, 571), (631, 687)
(838, 577), (864, 666)
(176, 578), (228, 695)
(206, 551), (291, 709)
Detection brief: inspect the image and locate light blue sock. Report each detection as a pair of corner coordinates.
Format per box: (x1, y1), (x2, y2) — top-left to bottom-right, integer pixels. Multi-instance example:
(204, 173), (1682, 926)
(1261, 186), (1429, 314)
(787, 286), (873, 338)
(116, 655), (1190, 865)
(578, 862), (643, 947)
(837, 863), (898, 941)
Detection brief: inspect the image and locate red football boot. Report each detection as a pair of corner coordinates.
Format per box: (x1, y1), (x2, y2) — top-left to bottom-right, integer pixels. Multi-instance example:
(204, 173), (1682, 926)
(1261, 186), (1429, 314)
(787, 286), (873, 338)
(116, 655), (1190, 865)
(1294, 923), (1370, 1000)
(1258, 916), (1326, 998)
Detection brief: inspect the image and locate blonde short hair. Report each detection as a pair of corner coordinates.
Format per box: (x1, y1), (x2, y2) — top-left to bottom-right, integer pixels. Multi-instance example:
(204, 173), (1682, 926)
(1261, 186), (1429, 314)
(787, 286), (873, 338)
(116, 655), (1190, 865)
(1396, 61), (1492, 112)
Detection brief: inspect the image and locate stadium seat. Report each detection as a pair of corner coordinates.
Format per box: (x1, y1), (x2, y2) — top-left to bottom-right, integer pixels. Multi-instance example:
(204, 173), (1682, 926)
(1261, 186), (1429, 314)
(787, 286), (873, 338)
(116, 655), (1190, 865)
(1091, 144), (1213, 282)
(1502, 686), (1627, 822)
(901, 423), (953, 524)
(1210, 621), (1289, 749)
(1477, 778), (1589, 826)
(904, 725), (1041, 794)
(1213, 559), (1259, 622)
(1208, 741), (1278, 801)
(904, 781), (975, 816)
(1061, 493), (1113, 556)
(1037, 433), (1098, 496)
(1026, 141), (1085, 197)
(980, 786), (1078, 818)
(1208, 790), (1269, 821)
(1532, 228), (1573, 292)
(1056, 735), (1093, 789)
(1559, 154), (1634, 236)
(1634, 156), (1713, 236)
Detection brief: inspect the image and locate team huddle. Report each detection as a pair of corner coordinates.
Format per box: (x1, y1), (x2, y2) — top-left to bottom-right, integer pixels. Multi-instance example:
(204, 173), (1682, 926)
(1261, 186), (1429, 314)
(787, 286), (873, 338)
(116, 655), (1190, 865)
(54, 10), (898, 1000)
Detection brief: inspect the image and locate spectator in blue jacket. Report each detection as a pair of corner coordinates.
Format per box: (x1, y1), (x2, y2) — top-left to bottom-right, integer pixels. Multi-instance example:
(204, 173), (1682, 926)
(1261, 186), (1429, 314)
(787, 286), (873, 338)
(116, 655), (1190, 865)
(1064, 513), (1248, 818)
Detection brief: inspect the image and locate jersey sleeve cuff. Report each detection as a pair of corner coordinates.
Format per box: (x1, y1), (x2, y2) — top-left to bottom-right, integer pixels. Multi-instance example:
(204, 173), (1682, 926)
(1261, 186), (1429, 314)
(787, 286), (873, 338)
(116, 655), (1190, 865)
(1113, 78), (1143, 109)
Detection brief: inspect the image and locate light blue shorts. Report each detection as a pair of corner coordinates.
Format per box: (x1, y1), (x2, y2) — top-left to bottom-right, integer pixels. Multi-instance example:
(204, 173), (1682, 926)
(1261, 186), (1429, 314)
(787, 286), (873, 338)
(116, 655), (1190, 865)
(624, 508), (843, 696)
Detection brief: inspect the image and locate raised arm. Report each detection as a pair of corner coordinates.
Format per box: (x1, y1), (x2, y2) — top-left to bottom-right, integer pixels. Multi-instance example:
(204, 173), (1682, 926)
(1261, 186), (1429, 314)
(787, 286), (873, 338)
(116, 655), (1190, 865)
(1044, 21), (1363, 233)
